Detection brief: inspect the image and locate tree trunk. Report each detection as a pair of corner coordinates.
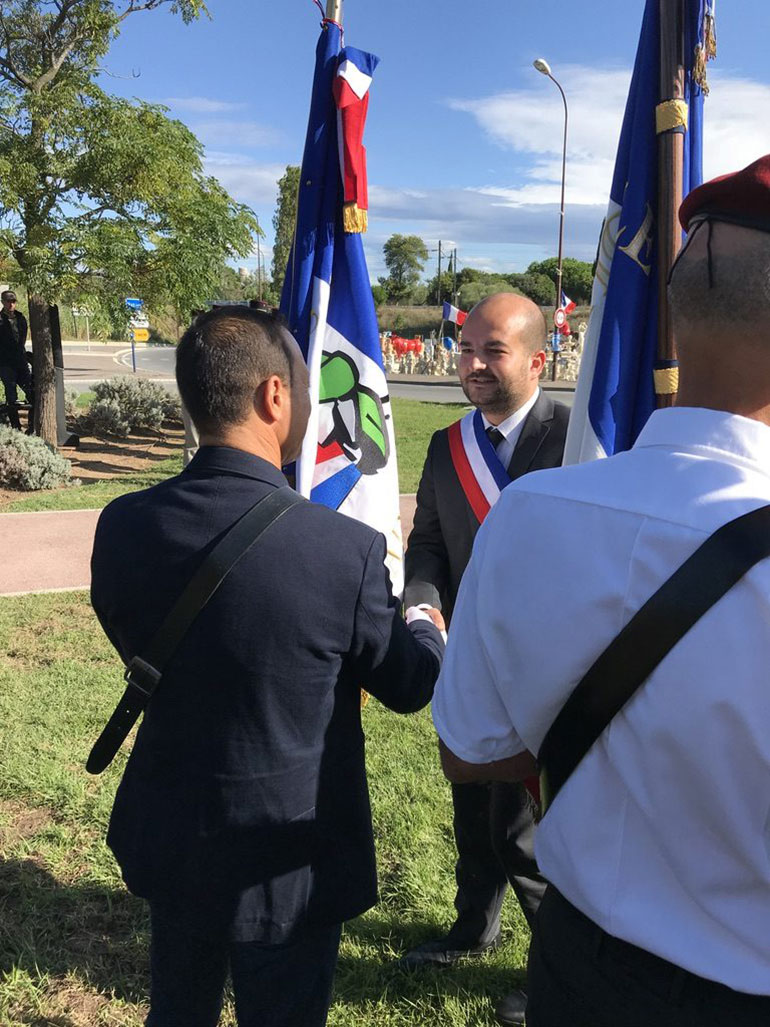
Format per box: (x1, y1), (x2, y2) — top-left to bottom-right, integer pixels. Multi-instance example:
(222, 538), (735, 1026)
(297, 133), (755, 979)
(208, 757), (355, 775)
(28, 294), (57, 445)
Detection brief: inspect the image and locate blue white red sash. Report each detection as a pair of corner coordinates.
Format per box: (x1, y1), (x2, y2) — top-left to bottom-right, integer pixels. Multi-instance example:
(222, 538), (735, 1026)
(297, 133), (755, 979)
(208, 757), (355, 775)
(447, 409), (511, 523)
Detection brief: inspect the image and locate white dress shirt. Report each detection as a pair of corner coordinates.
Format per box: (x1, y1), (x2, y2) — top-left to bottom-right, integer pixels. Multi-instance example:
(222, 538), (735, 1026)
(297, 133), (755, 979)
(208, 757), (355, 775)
(481, 387), (540, 469)
(433, 407), (770, 995)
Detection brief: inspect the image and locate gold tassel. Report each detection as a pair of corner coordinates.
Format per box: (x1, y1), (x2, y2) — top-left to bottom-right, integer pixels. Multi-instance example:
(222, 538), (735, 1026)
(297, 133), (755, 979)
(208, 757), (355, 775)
(705, 13), (717, 60)
(343, 202), (368, 234)
(360, 689), (370, 710)
(693, 44), (709, 95)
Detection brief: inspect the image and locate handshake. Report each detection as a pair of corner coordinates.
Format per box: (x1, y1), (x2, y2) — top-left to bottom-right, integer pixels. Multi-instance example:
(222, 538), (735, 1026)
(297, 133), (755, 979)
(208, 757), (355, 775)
(405, 604), (446, 636)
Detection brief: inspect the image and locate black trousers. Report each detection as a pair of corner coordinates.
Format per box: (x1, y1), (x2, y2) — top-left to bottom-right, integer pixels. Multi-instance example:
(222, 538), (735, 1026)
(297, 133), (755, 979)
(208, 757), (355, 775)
(146, 900), (342, 1027)
(447, 781), (546, 947)
(0, 361), (31, 429)
(527, 886), (770, 1027)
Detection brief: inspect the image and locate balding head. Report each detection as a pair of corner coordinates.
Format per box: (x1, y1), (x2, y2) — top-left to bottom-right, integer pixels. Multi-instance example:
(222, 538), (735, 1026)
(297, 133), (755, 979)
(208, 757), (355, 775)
(470, 292), (548, 354)
(458, 291), (547, 421)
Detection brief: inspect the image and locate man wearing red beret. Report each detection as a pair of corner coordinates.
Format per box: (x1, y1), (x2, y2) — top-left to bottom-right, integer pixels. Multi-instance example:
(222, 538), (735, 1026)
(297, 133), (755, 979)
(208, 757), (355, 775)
(432, 154), (770, 1026)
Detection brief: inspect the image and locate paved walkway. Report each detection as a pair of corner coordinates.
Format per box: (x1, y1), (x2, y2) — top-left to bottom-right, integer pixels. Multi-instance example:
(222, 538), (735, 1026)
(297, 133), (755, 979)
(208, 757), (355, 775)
(0, 497), (419, 598)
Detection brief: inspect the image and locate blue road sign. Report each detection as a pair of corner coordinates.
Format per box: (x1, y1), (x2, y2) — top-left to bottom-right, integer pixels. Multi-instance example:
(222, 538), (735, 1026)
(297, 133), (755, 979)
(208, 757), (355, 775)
(125, 297), (143, 310)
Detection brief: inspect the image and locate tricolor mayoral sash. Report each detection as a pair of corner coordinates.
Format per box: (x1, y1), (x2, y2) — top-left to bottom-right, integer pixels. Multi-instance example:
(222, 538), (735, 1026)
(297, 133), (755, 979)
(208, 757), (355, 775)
(448, 408), (541, 804)
(447, 408), (511, 523)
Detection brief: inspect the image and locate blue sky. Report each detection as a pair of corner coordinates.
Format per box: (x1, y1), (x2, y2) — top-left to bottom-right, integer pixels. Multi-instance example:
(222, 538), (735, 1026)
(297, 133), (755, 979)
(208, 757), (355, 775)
(102, 0), (770, 281)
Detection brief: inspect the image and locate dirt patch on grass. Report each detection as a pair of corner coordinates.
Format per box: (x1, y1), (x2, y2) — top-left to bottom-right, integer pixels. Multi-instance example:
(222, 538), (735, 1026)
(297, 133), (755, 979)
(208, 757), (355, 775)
(0, 800), (53, 848)
(0, 424), (184, 510)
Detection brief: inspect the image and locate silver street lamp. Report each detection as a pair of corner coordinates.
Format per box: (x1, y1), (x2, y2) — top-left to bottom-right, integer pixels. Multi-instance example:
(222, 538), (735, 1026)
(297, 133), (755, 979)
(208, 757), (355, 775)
(534, 57), (568, 381)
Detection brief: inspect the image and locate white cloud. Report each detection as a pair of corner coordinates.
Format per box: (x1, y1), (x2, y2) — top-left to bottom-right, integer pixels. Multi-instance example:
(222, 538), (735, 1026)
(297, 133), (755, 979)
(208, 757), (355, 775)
(449, 66), (770, 208)
(204, 155), (286, 207)
(163, 96), (245, 113)
(702, 71), (770, 177)
(193, 120), (281, 149)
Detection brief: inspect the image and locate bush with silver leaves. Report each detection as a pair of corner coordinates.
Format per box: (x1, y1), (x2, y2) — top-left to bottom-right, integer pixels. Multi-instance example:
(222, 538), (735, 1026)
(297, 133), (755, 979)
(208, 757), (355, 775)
(0, 426), (73, 490)
(86, 377), (180, 437)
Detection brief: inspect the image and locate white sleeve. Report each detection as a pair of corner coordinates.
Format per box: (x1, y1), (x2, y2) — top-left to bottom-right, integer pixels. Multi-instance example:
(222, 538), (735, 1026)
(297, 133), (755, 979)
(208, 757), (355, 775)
(431, 516), (526, 764)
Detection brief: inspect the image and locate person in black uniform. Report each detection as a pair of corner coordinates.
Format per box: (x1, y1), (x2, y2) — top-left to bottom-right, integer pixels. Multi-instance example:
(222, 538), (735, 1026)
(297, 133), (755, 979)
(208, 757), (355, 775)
(0, 290), (31, 430)
(90, 306), (445, 1027)
(401, 293), (569, 1027)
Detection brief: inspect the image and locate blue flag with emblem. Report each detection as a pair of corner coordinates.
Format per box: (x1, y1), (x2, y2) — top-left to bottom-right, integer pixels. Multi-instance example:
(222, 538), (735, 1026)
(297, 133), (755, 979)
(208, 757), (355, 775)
(564, 0), (714, 463)
(281, 20), (403, 592)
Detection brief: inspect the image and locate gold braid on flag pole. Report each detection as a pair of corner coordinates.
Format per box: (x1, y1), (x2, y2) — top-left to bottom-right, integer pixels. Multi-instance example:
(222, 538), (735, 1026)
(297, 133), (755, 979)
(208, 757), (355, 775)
(655, 99), (688, 135)
(654, 367), (680, 395)
(344, 202), (368, 233)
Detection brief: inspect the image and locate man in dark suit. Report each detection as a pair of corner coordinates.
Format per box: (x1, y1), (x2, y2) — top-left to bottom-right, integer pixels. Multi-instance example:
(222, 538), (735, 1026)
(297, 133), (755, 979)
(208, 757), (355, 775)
(401, 293), (569, 1027)
(90, 306), (445, 1027)
(0, 289), (31, 430)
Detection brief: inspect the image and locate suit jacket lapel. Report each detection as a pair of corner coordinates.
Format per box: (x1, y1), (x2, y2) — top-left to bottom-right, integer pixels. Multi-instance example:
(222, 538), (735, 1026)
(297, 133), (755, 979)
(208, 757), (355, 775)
(507, 391), (554, 481)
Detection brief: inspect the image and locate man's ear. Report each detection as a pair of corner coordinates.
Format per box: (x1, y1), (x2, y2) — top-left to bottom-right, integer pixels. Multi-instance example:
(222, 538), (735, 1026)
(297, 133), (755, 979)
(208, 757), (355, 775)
(254, 374), (286, 425)
(531, 349), (547, 377)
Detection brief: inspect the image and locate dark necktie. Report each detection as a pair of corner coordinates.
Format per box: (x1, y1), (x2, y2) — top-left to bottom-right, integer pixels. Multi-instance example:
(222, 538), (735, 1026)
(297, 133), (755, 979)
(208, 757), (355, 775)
(486, 426), (504, 450)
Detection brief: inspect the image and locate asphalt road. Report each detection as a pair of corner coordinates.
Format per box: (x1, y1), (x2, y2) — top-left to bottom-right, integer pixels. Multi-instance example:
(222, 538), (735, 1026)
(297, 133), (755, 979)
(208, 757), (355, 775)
(63, 344), (576, 408)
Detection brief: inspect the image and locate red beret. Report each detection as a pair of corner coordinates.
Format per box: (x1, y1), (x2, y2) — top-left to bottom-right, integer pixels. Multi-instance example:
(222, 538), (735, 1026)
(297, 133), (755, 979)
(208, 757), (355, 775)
(679, 153), (770, 233)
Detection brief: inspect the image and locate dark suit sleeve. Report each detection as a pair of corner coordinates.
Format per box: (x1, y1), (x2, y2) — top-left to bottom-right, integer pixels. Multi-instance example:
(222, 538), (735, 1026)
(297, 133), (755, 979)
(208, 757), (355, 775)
(351, 533), (444, 714)
(404, 432), (449, 610)
(18, 313), (27, 349)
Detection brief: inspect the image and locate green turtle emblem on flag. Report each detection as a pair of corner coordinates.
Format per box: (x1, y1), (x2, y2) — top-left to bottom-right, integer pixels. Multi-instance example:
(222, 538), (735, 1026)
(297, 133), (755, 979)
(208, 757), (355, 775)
(318, 350), (390, 475)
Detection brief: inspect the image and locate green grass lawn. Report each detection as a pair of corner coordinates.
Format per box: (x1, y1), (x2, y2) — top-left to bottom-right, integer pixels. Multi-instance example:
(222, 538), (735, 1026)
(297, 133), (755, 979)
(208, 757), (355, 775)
(3, 398), (467, 512)
(0, 592), (529, 1026)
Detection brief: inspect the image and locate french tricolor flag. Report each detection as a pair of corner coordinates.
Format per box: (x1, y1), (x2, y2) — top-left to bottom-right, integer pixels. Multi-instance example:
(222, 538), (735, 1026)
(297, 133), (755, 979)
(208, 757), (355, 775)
(561, 291), (576, 314)
(443, 301), (468, 326)
(333, 49), (378, 233)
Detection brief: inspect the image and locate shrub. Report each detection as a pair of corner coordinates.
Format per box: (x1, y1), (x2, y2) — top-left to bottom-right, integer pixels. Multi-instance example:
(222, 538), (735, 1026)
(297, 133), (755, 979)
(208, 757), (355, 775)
(87, 377), (180, 437)
(0, 427), (73, 490)
(86, 397), (131, 437)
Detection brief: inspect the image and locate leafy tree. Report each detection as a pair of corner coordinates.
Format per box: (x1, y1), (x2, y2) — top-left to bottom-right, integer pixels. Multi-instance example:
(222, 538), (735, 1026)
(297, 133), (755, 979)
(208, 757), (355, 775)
(370, 283), (387, 307)
(0, 0), (258, 444)
(458, 280), (521, 310)
(525, 258), (594, 304)
(380, 234), (427, 304)
(426, 270), (455, 307)
(271, 165), (300, 299)
(457, 267), (482, 286)
(507, 272), (556, 306)
(214, 265), (278, 306)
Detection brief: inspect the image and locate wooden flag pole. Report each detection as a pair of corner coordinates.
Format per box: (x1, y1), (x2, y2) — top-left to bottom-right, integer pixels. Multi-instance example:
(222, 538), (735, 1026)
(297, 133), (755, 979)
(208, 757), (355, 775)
(655, 0), (686, 408)
(326, 0), (343, 22)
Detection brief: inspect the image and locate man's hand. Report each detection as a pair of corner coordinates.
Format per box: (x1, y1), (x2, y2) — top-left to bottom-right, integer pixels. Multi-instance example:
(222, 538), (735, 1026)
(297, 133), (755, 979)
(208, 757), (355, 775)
(438, 739), (538, 784)
(425, 607), (445, 632)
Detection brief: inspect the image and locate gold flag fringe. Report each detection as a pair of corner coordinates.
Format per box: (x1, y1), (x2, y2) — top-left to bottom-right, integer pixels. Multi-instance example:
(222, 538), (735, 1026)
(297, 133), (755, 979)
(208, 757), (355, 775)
(705, 13), (717, 60)
(360, 689), (370, 710)
(695, 9), (717, 94)
(693, 45), (709, 95)
(343, 202), (368, 234)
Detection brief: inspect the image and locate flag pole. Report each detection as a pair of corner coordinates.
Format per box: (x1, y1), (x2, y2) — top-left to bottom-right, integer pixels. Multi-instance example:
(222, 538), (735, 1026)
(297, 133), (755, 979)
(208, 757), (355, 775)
(655, 0), (685, 408)
(326, 0), (343, 21)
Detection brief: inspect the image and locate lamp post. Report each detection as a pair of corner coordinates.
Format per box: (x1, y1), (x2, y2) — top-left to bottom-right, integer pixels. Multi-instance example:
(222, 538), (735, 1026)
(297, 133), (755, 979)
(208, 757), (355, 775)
(534, 57), (568, 381)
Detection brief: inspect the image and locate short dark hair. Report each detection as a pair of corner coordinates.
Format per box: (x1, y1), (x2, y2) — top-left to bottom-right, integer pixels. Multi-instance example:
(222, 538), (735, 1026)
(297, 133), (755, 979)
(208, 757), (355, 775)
(176, 306), (293, 433)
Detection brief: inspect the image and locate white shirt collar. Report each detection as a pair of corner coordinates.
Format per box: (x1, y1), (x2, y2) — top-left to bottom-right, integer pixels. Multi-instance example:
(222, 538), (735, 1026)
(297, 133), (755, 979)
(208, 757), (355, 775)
(634, 407), (770, 475)
(481, 387), (541, 438)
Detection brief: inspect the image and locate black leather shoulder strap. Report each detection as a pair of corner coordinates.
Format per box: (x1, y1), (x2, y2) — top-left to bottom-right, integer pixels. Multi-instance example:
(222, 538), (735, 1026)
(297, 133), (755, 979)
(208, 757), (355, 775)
(87, 486), (304, 774)
(538, 502), (770, 814)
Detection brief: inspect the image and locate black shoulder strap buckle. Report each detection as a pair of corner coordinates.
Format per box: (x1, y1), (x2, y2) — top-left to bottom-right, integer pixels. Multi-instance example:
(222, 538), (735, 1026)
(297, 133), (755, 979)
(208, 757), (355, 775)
(124, 656), (162, 698)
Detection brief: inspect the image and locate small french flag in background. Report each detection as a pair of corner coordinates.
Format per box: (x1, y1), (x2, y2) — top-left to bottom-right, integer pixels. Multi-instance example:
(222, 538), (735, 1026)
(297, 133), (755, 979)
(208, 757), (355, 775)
(561, 291), (576, 315)
(443, 301), (468, 326)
